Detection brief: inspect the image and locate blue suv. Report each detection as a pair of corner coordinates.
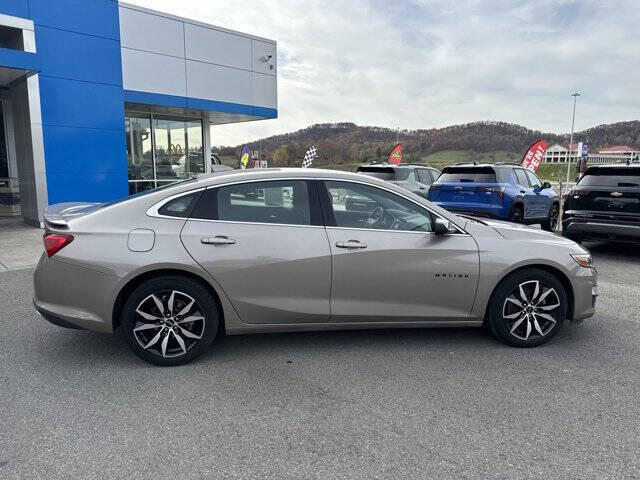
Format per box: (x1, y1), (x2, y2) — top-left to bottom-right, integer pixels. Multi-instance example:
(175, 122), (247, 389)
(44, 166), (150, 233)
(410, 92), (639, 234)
(427, 163), (559, 231)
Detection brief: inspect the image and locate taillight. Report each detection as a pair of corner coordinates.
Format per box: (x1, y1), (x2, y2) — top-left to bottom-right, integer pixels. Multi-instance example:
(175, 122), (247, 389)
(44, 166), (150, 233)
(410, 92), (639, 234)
(476, 186), (505, 200)
(43, 233), (74, 257)
(429, 184), (441, 191)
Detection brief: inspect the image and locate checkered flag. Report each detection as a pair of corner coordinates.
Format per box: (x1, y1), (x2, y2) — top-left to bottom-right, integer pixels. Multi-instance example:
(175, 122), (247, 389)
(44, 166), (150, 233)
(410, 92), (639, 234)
(301, 145), (317, 168)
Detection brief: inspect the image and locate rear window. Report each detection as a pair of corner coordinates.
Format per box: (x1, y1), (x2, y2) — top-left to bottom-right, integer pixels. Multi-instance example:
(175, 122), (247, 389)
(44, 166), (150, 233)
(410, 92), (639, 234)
(578, 168), (640, 187)
(438, 167), (496, 183)
(356, 167), (395, 181)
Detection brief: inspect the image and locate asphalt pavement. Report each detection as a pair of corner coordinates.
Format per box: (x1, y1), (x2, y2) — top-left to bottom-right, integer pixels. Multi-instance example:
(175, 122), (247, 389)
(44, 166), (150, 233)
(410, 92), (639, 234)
(1, 242), (639, 479)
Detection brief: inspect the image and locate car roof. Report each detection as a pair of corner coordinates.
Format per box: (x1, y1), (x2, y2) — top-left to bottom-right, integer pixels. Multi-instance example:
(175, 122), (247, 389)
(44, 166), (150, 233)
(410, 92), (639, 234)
(358, 163), (438, 169)
(444, 163), (520, 169)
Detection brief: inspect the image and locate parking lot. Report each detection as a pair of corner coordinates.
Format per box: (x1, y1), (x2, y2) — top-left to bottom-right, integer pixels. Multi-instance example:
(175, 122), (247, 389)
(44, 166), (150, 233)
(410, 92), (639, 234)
(1, 241), (639, 479)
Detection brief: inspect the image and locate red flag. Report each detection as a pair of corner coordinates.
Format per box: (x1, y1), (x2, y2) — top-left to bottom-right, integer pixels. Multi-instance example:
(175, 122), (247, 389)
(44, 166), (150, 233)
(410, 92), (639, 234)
(388, 144), (403, 164)
(521, 140), (548, 173)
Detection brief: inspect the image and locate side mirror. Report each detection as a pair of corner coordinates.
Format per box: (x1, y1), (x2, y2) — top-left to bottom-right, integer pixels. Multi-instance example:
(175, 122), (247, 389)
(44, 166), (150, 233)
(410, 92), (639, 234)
(542, 182), (552, 190)
(434, 217), (454, 235)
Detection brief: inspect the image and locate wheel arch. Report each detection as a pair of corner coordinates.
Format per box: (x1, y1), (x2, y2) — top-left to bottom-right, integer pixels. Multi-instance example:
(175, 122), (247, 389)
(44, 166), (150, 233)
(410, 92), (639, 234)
(112, 267), (225, 333)
(484, 263), (575, 322)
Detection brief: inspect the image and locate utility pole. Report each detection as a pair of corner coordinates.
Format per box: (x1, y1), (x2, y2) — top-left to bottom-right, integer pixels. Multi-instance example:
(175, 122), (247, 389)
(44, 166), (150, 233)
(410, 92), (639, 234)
(566, 92), (580, 187)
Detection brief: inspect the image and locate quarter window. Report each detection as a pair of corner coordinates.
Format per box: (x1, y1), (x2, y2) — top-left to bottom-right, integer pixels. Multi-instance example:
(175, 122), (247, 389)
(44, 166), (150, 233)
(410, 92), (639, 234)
(192, 180), (312, 226)
(323, 181), (434, 232)
(158, 191), (202, 218)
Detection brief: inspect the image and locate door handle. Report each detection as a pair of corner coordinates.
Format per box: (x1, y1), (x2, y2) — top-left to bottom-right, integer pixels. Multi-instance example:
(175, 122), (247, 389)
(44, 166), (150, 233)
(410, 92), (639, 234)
(335, 240), (367, 249)
(520, 190), (526, 194)
(201, 236), (236, 245)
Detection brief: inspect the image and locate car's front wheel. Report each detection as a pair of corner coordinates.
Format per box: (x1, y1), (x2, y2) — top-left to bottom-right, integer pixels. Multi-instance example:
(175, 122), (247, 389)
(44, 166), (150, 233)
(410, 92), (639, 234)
(121, 275), (219, 366)
(486, 268), (567, 347)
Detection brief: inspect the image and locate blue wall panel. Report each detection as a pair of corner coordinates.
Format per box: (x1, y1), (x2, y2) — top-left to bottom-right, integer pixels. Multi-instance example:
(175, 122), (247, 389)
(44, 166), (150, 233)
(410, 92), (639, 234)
(39, 76), (124, 131)
(0, 0), (30, 18)
(28, 0), (119, 40)
(46, 172), (128, 203)
(42, 126), (126, 175)
(35, 26), (122, 86)
(30, 0), (127, 203)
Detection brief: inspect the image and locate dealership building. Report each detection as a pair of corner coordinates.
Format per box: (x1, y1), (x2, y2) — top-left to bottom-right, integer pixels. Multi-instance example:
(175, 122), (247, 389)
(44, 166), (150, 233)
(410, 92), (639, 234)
(0, 0), (277, 224)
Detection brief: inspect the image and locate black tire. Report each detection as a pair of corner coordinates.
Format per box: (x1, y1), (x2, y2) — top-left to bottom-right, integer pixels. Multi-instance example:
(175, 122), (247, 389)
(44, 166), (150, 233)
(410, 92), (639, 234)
(508, 204), (523, 223)
(486, 268), (567, 348)
(541, 203), (559, 232)
(121, 275), (219, 366)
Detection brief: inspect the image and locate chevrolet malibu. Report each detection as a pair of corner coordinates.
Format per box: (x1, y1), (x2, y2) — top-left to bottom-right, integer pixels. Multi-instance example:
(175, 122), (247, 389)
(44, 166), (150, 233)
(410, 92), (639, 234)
(33, 169), (597, 365)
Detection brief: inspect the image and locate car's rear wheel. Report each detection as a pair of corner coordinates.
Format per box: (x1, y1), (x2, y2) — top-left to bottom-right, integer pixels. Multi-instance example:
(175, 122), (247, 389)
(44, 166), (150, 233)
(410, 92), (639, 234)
(541, 204), (559, 232)
(508, 205), (523, 223)
(486, 268), (567, 347)
(121, 275), (219, 366)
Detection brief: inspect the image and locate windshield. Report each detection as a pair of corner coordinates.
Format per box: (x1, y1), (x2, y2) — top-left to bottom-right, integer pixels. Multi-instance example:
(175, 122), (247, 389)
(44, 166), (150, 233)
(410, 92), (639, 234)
(438, 167), (496, 183)
(100, 178), (198, 208)
(578, 168), (640, 187)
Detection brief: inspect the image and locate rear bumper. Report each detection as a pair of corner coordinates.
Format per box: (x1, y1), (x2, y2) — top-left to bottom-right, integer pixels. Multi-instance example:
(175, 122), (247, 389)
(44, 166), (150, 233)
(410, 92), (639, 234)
(33, 254), (121, 333)
(433, 203), (508, 219)
(563, 215), (640, 243)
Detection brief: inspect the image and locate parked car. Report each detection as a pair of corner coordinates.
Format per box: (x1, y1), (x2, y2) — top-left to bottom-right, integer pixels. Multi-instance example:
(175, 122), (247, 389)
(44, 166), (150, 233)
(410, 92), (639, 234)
(562, 163), (640, 244)
(428, 163), (559, 231)
(34, 169), (596, 365)
(356, 163), (441, 198)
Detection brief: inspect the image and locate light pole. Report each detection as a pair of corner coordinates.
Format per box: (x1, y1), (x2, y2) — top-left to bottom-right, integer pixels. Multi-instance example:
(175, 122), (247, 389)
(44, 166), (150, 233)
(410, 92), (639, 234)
(566, 92), (580, 186)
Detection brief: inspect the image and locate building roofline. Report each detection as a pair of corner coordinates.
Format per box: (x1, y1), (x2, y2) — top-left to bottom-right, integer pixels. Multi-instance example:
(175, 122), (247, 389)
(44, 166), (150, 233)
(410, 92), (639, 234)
(118, 1), (277, 45)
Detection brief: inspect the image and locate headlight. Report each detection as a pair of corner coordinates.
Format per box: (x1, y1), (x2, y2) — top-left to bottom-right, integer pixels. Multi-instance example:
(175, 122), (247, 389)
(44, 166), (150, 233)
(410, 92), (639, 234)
(571, 253), (593, 267)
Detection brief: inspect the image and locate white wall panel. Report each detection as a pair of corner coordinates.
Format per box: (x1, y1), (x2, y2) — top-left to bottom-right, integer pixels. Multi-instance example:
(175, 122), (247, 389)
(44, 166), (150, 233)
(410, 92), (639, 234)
(122, 48), (186, 97)
(119, 6), (184, 58)
(186, 60), (252, 105)
(185, 23), (251, 70)
(251, 73), (277, 109)
(251, 40), (277, 76)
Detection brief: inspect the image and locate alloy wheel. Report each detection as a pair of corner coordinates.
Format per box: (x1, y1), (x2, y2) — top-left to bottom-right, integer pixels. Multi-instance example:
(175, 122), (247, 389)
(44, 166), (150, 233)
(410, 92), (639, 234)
(133, 290), (205, 358)
(502, 280), (561, 341)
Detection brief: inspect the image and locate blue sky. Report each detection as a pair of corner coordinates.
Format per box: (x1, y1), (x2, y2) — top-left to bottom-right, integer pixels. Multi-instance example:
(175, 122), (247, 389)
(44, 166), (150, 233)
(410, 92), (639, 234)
(131, 0), (640, 146)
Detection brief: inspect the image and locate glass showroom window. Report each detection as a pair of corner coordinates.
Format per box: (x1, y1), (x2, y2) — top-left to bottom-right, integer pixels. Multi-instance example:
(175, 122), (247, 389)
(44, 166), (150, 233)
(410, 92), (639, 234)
(125, 114), (204, 194)
(154, 116), (204, 186)
(125, 115), (154, 194)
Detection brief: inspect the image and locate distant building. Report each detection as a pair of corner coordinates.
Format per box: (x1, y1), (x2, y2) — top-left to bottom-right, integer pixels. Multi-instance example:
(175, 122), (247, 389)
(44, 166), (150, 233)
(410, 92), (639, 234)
(542, 144), (578, 164)
(543, 144), (639, 165)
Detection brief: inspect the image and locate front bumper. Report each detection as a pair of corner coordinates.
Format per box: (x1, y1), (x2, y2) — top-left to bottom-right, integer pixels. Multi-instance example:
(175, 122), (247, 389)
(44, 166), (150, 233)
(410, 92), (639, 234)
(571, 265), (598, 321)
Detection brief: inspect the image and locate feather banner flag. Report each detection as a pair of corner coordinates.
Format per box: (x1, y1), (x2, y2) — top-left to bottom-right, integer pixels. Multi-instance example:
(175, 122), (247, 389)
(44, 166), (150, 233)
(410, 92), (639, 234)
(239, 145), (250, 169)
(301, 145), (318, 168)
(521, 140), (548, 173)
(388, 144), (403, 164)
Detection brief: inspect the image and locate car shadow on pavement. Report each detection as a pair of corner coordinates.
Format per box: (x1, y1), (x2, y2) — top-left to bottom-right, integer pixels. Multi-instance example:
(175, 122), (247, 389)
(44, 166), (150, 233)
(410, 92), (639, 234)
(583, 241), (640, 261)
(35, 318), (598, 368)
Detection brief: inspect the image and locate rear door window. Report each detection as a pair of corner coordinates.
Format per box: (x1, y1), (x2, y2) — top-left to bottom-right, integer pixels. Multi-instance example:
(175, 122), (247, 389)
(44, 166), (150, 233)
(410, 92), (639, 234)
(578, 168), (640, 187)
(514, 169), (530, 187)
(192, 180), (315, 226)
(437, 167), (497, 183)
(416, 169), (432, 184)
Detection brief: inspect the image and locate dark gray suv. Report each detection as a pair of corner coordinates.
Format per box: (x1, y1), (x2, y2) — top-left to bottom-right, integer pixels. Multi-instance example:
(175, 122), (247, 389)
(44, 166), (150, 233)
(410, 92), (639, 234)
(356, 163), (441, 198)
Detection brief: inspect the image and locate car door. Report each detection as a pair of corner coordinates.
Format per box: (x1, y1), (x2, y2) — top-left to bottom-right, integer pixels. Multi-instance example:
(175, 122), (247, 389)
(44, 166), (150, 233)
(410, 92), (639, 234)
(319, 179), (480, 323)
(514, 169), (535, 218)
(525, 170), (548, 217)
(415, 168), (433, 197)
(180, 179), (331, 324)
